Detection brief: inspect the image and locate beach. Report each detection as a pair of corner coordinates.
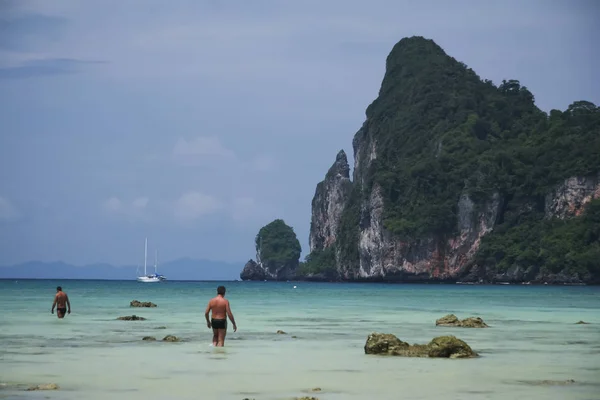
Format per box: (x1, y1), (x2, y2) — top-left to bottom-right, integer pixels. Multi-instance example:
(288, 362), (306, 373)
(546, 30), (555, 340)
(1, 280), (599, 400)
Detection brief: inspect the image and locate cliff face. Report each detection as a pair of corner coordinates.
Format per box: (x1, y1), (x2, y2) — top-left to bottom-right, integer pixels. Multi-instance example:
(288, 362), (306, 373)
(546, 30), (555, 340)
(309, 150), (352, 253)
(305, 36), (600, 284)
(240, 219), (301, 281)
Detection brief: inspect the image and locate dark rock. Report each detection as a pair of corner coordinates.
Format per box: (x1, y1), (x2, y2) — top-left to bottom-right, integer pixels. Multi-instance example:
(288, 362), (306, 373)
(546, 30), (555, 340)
(364, 332), (478, 358)
(436, 314), (489, 328)
(117, 315), (146, 321)
(155, 326), (167, 329)
(240, 259), (264, 281)
(162, 335), (180, 342)
(575, 321), (590, 324)
(142, 336), (156, 341)
(276, 330), (286, 334)
(26, 383), (59, 391)
(518, 379), (576, 386)
(130, 300), (157, 308)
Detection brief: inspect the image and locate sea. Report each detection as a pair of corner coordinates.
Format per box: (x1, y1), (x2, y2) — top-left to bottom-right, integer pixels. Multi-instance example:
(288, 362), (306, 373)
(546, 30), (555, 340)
(0, 280), (599, 400)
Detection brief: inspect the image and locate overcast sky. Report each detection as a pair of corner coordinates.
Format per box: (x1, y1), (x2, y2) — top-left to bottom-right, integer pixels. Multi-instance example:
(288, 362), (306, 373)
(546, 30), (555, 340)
(0, 0), (598, 266)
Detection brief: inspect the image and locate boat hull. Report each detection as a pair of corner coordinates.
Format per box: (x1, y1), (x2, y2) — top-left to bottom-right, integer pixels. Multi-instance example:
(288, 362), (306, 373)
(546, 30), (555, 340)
(137, 276), (161, 283)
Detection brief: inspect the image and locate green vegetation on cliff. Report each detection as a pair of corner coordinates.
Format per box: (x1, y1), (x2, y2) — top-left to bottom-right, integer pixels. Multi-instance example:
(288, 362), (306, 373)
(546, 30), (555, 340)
(331, 36), (599, 278)
(256, 219), (301, 263)
(476, 199), (600, 278)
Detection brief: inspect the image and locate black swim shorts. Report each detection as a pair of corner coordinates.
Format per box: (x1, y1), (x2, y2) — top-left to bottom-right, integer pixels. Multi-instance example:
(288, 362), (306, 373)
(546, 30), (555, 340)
(57, 307), (67, 314)
(211, 318), (227, 329)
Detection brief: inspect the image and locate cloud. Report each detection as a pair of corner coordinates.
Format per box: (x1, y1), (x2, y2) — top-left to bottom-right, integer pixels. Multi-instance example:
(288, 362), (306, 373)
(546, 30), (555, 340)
(0, 12), (69, 52)
(0, 58), (106, 79)
(172, 136), (235, 166)
(0, 196), (19, 221)
(230, 196), (256, 222)
(173, 192), (221, 222)
(250, 155), (276, 172)
(102, 196), (149, 220)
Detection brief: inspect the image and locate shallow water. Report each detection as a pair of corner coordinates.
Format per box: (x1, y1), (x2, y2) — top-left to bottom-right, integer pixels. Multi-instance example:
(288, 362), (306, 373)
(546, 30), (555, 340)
(0, 280), (599, 399)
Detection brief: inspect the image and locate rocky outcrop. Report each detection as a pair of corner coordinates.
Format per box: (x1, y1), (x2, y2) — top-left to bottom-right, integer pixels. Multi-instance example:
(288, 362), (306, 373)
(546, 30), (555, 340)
(545, 173), (600, 219)
(364, 333), (478, 358)
(240, 219), (301, 281)
(162, 335), (180, 342)
(309, 150), (352, 253)
(142, 336), (156, 341)
(26, 383), (59, 391)
(436, 314), (489, 328)
(240, 259), (264, 281)
(117, 315), (146, 321)
(130, 300), (157, 308)
(302, 36), (599, 284)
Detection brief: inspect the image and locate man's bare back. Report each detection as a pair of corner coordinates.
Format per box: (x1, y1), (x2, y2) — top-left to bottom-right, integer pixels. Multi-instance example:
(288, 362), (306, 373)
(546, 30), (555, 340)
(51, 286), (71, 319)
(204, 285), (236, 347)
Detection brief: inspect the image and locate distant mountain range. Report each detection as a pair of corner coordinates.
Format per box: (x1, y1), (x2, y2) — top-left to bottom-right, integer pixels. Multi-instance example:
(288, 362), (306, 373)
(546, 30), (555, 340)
(0, 258), (243, 281)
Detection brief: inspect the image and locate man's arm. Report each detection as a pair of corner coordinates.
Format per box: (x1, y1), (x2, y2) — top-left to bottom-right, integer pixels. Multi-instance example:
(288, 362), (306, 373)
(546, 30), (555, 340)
(226, 300), (237, 332)
(204, 301), (212, 328)
(51, 294), (57, 313)
(66, 295), (71, 314)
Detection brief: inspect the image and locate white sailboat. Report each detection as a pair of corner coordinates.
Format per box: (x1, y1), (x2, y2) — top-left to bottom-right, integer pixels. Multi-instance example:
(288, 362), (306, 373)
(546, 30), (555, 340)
(137, 238), (161, 283)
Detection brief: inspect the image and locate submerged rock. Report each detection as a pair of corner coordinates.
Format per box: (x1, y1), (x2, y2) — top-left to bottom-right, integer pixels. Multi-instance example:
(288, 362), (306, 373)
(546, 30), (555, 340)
(276, 330), (287, 334)
(142, 336), (156, 341)
(26, 383), (59, 391)
(117, 315), (146, 321)
(436, 314), (488, 328)
(364, 333), (478, 359)
(518, 379), (576, 386)
(130, 300), (157, 308)
(575, 321), (590, 324)
(162, 335), (180, 342)
(155, 326), (167, 329)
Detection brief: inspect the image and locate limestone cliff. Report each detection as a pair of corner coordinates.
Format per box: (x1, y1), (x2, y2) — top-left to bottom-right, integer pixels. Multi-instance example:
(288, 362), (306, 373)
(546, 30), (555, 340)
(309, 150), (352, 253)
(305, 36), (600, 284)
(240, 219), (301, 281)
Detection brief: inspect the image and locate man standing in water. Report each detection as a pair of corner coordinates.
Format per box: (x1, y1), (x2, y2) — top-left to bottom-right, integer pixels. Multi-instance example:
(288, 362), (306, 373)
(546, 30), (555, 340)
(51, 286), (71, 319)
(204, 285), (237, 347)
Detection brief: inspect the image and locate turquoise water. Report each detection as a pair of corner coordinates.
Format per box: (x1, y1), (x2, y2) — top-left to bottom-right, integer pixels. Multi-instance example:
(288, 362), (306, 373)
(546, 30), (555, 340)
(1, 280), (599, 400)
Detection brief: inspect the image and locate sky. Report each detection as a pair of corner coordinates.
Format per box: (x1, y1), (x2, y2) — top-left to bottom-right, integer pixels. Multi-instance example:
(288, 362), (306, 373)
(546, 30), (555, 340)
(0, 0), (598, 267)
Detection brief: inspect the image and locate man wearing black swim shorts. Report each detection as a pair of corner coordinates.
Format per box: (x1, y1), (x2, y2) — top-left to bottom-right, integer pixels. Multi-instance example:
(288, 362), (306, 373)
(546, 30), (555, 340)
(204, 285), (237, 347)
(51, 286), (71, 319)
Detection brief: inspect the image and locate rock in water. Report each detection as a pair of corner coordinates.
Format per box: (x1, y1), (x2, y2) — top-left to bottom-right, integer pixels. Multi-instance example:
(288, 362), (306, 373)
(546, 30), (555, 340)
(364, 332), (478, 358)
(240, 259), (264, 281)
(276, 330), (287, 334)
(426, 336), (478, 358)
(575, 321), (590, 324)
(117, 315), (146, 321)
(130, 300), (157, 307)
(162, 335), (180, 342)
(239, 219), (302, 281)
(142, 336), (156, 341)
(435, 314), (488, 328)
(26, 383), (59, 391)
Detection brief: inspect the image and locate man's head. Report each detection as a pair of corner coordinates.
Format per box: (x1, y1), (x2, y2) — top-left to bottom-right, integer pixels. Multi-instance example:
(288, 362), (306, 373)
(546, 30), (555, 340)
(217, 286), (226, 296)
(56, 286), (62, 292)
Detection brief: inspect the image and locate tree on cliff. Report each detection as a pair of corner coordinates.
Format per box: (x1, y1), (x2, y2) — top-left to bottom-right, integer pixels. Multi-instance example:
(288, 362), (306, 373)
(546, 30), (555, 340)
(256, 219), (301, 263)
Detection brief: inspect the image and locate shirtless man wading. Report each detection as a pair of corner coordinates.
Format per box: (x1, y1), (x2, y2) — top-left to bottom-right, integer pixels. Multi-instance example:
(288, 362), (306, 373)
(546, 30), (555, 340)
(51, 286), (71, 319)
(204, 286), (237, 347)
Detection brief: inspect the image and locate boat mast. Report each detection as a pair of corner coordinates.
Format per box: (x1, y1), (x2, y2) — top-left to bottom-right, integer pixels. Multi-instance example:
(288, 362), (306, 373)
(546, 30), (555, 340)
(144, 237), (148, 275)
(154, 249), (158, 274)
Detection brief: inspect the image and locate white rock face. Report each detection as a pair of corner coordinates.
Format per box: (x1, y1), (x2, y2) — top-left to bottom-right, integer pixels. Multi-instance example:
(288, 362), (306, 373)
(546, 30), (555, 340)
(309, 150), (352, 253)
(545, 173), (600, 219)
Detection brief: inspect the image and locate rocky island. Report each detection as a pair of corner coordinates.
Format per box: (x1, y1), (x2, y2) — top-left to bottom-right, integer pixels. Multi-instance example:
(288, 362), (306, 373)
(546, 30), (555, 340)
(241, 36), (600, 285)
(240, 219), (302, 281)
